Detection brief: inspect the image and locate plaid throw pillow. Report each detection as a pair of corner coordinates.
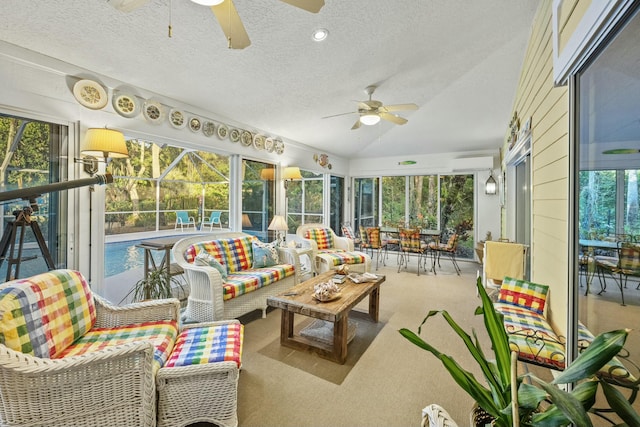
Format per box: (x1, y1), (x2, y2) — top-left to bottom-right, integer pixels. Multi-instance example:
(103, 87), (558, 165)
(498, 276), (549, 315)
(305, 228), (334, 250)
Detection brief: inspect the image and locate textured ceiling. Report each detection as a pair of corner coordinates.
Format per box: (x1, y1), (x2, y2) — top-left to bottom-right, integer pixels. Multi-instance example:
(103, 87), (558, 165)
(0, 0), (538, 159)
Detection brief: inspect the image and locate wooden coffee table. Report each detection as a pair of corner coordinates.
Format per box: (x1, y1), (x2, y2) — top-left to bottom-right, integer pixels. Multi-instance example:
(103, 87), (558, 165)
(266, 271), (385, 364)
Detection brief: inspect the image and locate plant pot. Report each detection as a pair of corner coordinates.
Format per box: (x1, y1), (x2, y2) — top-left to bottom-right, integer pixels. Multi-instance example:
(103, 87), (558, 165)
(470, 403), (494, 427)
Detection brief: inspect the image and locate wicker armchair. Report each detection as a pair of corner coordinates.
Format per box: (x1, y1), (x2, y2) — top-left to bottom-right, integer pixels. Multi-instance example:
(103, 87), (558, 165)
(0, 270), (181, 427)
(421, 404), (459, 427)
(296, 223), (371, 274)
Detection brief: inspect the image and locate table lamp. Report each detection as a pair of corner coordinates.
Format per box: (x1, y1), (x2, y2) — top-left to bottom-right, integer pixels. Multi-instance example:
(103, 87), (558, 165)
(268, 215), (289, 246)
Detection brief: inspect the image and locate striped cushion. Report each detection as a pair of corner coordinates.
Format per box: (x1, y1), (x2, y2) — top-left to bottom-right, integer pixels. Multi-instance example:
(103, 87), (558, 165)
(318, 250), (367, 266)
(365, 227), (384, 249)
(305, 228), (335, 250)
(618, 243), (640, 272)
(185, 236), (257, 273)
(341, 225), (356, 240)
(165, 323), (243, 368)
(498, 277), (548, 315)
(495, 303), (566, 370)
(222, 264), (295, 300)
(56, 320), (178, 373)
(0, 269), (96, 358)
(400, 228), (422, 252)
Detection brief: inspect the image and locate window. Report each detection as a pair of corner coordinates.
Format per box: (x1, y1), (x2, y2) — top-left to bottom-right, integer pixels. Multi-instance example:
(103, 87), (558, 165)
(242, 159), (274, 241)
(354, 177), (379, 231)
(0, 114), (68, 281)
(106, 141), (230, 234)
(287, 169), (323, 232)
(329, 175), (344, 234)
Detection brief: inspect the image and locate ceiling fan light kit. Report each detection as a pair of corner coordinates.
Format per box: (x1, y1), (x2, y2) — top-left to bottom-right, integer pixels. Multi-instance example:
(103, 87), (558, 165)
(190, 0), (224, 5)
(360, 113), (381, 126)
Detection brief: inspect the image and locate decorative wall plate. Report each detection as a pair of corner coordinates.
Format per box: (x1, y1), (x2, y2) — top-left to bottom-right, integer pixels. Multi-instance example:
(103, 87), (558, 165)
(143, 101), (164, 124)
(253, 134), (266, 150)
(229, 128), (241, 143)
(202, 121), (216, 137)
(73, 79), (108, 110)
(264, 137), (275, 152)
(112, 92), (140, 118)
(274, 139), (285, 155)
(169, 109), (187, 129)
(217, 124), (228, 140)
(240, 130), (253, 146)
(189, 117), (202, 132)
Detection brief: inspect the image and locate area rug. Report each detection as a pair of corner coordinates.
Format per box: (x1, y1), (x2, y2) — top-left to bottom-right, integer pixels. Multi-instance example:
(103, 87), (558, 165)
(257, 310), (387, 385)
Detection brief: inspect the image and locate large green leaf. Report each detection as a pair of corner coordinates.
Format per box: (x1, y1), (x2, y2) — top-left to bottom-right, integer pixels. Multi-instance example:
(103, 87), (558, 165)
(530, 375), (593, 427)
(552, 329), (628, 384)
(600, 379), (640, 426)
(529, 380), (598, 426)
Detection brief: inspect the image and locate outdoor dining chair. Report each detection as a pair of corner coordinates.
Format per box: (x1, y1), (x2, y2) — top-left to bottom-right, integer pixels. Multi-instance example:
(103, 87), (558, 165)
(596, 241), (640, 305)
(428, 233), (461, 275)
(397, 228), (428, 276)
(202, 211), (223, 231)
(174, 210), (196, 231)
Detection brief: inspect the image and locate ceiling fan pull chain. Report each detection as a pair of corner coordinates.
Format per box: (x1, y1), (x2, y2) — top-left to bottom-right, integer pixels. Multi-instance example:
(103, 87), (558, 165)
(168, 0), (173, 38)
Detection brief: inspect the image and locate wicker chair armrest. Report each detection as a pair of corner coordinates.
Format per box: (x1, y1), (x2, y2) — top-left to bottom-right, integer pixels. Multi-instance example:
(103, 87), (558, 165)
(333, 235), (354, 251)
(180, 263), (226, 320)
(93, 294), (180, 328)
(0, 342), (156, 426)
(277, 247), (303, 282)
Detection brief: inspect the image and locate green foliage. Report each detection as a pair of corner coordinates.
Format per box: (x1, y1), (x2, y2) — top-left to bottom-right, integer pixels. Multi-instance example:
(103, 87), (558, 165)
(122, 269), (183, 303)
(399, 276), (640, 426)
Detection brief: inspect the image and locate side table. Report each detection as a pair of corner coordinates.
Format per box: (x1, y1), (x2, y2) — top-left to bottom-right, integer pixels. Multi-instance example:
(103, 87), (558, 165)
(296, 247), (315, 281)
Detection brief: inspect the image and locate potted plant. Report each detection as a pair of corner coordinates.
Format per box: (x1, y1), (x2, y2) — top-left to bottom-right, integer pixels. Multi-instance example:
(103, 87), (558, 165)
(121, 268), (183, 303)
(399, 276), (640, 427)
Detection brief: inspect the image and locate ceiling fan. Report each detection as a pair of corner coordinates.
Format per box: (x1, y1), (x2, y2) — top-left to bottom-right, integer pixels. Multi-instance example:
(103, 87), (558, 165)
(323, 85), (419, 130)
(108, 0), (324, 49)
(191, 0), (324, 49)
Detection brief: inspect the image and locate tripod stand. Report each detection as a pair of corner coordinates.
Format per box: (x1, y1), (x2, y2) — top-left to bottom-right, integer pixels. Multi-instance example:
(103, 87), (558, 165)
(0, 206), (55, 281)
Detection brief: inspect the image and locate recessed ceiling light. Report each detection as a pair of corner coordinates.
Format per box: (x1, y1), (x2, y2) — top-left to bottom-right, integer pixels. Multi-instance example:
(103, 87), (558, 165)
(312, 28), (329, 42)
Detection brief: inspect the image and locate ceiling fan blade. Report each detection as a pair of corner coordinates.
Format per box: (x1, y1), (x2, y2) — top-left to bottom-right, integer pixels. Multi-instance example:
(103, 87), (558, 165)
(379, 112), (408, 125)
(279, 0), (324, 13)
(380, 103), (419, 112)
(211, 0), (251, 49)
(322, 111), (356, 119)
(351, 119), (362, 130)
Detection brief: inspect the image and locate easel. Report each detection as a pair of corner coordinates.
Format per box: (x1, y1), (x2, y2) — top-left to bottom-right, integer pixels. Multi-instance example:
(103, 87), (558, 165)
(0, 206), (55, 281)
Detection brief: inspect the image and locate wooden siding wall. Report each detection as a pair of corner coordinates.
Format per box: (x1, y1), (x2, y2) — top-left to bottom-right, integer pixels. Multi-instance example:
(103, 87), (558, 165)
(506, 0), (573, 334)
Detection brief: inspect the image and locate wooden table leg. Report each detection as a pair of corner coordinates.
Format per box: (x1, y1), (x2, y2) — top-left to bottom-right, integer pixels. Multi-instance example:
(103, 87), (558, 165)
(368, 287), (380, 323)
(281, 310), (294, 342)
(333, 316), (348, 364)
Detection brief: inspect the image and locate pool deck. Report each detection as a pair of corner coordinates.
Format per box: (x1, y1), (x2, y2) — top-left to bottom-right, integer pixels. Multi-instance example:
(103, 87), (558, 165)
(105, 227), (229, 244)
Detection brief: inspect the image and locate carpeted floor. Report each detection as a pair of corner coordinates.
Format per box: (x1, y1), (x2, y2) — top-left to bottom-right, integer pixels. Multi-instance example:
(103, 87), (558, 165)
(188, 257), (640, 427)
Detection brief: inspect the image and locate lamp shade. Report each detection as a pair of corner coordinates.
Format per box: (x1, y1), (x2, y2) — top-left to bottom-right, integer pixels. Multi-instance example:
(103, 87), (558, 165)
(81, 128), (129, 159)
(242, 213), (252, 228)
(260, 168), (275, 180)
(360, 113), (381, 126)
(268, 215), (288, 231)
(282, 167), (302, 180)
(485, 173), (497, 195)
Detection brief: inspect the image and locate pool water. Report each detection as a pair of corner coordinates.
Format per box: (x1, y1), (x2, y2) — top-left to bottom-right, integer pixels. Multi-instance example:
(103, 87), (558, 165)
(104, 240), (146, 278)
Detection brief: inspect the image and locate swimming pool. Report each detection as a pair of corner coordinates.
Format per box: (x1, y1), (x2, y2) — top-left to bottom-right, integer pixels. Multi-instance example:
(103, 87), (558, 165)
(104, 240), (146, 278)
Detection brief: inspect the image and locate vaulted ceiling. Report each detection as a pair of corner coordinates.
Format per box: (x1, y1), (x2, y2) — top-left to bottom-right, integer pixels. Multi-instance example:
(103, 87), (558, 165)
(0, 0), (538, 159)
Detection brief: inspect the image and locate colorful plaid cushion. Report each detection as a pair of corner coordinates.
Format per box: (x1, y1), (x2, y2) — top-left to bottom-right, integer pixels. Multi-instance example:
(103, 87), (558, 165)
(495, 303), (566, 370)
(305, 228), (335, 250)
(165, 323), (243, 368)
(317, 250), (367, 266)
(366, 227), (384, 249)
(618, 243), (640, 272)
(222, 264), (295, 300)
(56, 320), (178, 372)
(400, 228), (423, 252)
(185, 236), (257, 273)
(341, 225), (356, 240)
(0, 269), (96, 358)
(498, 276), (548, 315)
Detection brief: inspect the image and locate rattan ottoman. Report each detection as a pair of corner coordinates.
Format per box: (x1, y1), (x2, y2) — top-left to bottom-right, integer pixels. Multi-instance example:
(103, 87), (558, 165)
(156, 320), (244, 427)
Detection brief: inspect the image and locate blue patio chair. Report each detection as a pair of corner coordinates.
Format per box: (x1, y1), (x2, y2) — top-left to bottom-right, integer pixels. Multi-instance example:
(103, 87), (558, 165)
(202, 211), (223, 231)
(174, 210), (196, 231)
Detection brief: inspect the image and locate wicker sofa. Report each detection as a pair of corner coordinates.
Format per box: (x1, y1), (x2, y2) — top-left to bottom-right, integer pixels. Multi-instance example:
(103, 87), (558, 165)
(0, 269), (181, 427)
(172, 232), (299, 322)
(296, 223), (371, 274)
